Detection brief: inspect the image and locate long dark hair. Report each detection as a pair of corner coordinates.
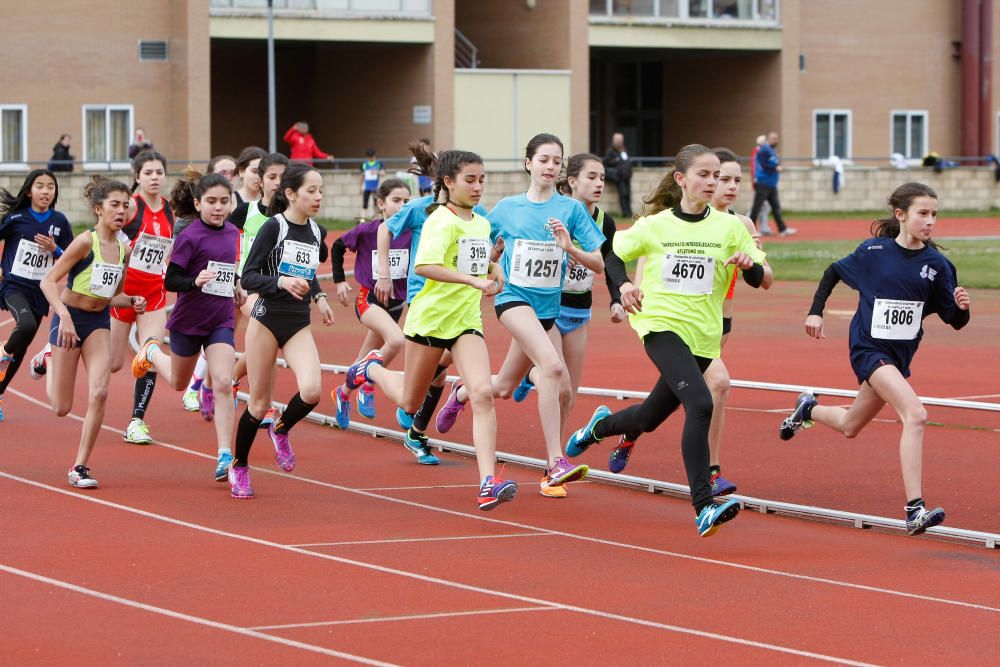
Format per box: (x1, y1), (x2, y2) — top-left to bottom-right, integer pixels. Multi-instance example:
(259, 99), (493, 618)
(643, 143), (715, 215)
(236, 146), (267, 175)
(131, 150), (168, 193)
(426, 150), (484, 215)
(0, 169), (59, 220)
(268, 162), (319, 217)
(871, 182), (940, 248)
(169, 169), (233, 219)
(83, 176), (131, 219)
(556, 153), (603, 196)
(408, 140), (437, 180)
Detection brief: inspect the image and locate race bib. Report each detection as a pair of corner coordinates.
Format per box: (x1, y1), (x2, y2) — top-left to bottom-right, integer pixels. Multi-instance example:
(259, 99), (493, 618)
(89, 263), (123, 298)
(509, 239), (562, 288)
(563, 262), (594, 293)
(661, 254), (714, 295)
(129, 233), (172, 275)
(364, 168), (379, 182)
(278, 240), (319, 280)
(202, 261), (237, 298)
(10, 239), (53, 281)
(372, 249), (409, 280)
(871, 299), (923, 340)
(457, 238), (490, 276)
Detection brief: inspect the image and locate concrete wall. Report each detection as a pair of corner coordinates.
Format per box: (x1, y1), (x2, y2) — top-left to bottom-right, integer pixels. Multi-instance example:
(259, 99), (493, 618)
(6, 167), (996, 224)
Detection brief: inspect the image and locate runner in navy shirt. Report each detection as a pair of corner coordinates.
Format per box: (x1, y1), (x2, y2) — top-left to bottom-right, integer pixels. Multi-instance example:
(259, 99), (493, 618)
(0, 169), (73, 419)
(780, 182), (971, 536)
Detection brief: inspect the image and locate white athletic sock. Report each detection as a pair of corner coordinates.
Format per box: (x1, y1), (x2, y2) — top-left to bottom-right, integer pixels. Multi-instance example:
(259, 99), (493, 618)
(218, 446), (232, 456)
(193, 354), (208, 380)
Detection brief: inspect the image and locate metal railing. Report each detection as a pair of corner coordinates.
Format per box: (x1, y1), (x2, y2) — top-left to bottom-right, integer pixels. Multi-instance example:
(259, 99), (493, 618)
(590, 0), (779, 24)
(454, 28), (478, 69)
(210, 0), (431, 15)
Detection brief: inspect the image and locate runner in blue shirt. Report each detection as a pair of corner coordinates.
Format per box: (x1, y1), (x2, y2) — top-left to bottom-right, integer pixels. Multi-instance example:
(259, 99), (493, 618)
(359, 148), (385, 219)
(780, 182), (971, 536)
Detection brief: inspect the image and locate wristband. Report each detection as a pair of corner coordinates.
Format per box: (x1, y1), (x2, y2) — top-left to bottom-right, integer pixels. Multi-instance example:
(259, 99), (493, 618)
(312, 291), (327, 303)
(53, 246), (64, 258)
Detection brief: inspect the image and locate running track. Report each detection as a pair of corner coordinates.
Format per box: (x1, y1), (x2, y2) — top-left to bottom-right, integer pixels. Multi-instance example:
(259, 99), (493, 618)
(2, 219), (999, 664)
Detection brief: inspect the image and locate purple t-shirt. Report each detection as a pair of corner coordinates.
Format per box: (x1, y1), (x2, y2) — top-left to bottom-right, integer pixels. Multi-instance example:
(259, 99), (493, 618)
(166, 219), (240, 335)
(339, 219), (412, 301)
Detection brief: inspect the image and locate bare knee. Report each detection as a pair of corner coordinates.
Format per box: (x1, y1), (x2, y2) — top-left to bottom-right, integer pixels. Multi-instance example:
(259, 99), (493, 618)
(248, 397), (270, 417)
(902, 406), (928, 430)
(494, 381), (514, 400)
(708, 374), (730, 402)
(53, 403), (72, 418)
(298, 385), (322, 405)
(382, 333), (404, 362)
(465, 382), (495, 412)
(90, 385), (110, 405)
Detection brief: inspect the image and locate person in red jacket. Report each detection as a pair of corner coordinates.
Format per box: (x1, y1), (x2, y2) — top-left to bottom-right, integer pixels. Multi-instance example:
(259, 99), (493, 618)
(283, 122), (332, 165)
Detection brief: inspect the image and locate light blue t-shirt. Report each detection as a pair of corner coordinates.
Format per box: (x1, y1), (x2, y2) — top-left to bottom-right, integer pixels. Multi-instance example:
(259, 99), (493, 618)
(489, 193), (605, 319)
(386, 195), (488, 303)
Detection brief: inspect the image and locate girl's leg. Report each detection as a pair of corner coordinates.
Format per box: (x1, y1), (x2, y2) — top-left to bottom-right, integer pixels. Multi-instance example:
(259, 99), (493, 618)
(866, 365), (928, 501)
(48, 344), (81, 417)
(367, 340), (443, 413)
(108, 317), (132, 373)
(0, 293), (41, 393)
(552, 324), (584, 435)
(74, 330), (113, 467)
(810, 382), (886, 439)
(450, 334), (497, 481)
(234, 319), (277, 467)
(359, 306), (404, 366)
(205, 342), (237, 456)
(131, 308), (168, 421)
(275, 327), (323, 433)
(410, 350), (452, 433)
(704, 358), (730, 468)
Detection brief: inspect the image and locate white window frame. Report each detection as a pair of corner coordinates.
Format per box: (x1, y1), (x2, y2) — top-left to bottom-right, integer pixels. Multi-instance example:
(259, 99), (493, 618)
(890, 110), (928, 164)
(996, 111), (999, 155)
(81, 104), (134, 169)
(0, 104), (29, 171)
(812, 109), (852, 164)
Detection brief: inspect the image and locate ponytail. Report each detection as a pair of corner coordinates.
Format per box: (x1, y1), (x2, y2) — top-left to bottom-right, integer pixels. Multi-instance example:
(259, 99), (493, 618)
(643, 144), (715, 216)
(871, 181), (940, 248)
(83, 175), (131, 218)
(169, 169), (233, 219)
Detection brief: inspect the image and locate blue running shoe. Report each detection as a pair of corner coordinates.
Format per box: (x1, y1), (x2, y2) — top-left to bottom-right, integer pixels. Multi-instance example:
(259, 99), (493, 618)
(403, 429), (440, 465)
(215, 451), (234, 482)
(710, 472), (737, 497)
(345, 350), (384, 390)
(357, 383), (376, 419)
(512, 371), (534, 403)
(565, 405), (611, 458)
(780, 392), (817, 441)
(396, 407), (414, 430)
(478, 476), (517, 511)
(905, 504), (946, 536)
(696, 497), (741, 537)
(332, 385), (350, 430)
(0, 397), (5, 422)
(608, 434), (637, 473)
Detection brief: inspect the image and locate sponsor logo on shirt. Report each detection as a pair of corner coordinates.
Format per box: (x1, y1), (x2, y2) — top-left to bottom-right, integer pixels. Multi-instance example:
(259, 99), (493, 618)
(920, 264), (937, 282)
(867, 245), (883, 250)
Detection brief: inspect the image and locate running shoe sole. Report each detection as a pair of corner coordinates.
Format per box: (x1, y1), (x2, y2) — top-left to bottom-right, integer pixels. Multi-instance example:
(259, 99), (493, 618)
(479, 483), (517, 511)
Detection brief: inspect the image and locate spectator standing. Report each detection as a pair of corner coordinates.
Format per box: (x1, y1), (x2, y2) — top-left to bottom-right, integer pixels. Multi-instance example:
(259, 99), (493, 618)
(283, 121), (331, 166)
(128, 128), (154, 160)
(748, 134), (773, 235)
(359, 148), (385, 219)
(47, 135), (74, 173)
(603, 132), (633, 218)
(748, 131), (796, 237)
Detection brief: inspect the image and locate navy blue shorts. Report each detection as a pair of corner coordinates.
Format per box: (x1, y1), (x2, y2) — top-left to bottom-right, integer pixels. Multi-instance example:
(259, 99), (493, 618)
(49, 305), (110, 348)
(555, 305), (591, 336)
(169, 327), (235, 358)
(851, 349), (910, 385)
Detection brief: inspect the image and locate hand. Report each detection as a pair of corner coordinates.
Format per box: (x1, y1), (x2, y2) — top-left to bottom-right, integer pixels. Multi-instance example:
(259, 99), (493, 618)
(57, 316), (79, 349)
(34, 234), (57, 253)
(194, 270), (218, 288)
(278, 276), (310, 300)
(335, 281), (352, 307)
(805, 314), (825, 339)
(610, 302), (627, 323)
(954, 286), (970, 310)
(317, 298), (335, 326)
(487, 262), (505, 293)
(374, 277), (393, 305)
(619, 282), (643, 314)
(548, 218), (572, 251)
(472, 277), (500, 297)
(131, 295), (147, 314)
(724, 252), (754, 270)
(234, 287), (247, 308)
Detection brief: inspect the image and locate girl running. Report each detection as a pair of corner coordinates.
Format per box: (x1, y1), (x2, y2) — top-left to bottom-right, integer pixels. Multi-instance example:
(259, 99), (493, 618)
(779, 182), (970, 536)
(331, 178), (411, 428)
(109, 150), (173, 445)
(436, 133), (606, 499)
(38, 177), (143, 488)
(0, 170), (73, 421)
(130, 171), (242, 483)
(565, 144), (767, 537)
(234, 146), (267, 206)
(370, 143), (488, 464)
(512, 153), (625, 412)
(348, 150), (516, 510)
(230, 162), (334, 499)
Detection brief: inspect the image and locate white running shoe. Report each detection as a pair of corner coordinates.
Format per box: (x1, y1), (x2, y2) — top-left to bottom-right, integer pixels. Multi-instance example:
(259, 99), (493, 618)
(29, 344), (51, 380)
(68, 465), (99, 489)
(182, 389), (200, 411)
(123, 418), (153, 444)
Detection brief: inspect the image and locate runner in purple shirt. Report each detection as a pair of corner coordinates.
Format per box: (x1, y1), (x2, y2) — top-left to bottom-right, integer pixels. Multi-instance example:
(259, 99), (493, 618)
(330, 178), (411, 428)
(129, 172), (244, 483)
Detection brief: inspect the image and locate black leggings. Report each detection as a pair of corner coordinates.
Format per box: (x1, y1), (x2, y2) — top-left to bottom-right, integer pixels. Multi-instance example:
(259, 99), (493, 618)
(593, 330), (715, 512)
(1, 291), (43, 394)
(748, 185), (787, 232)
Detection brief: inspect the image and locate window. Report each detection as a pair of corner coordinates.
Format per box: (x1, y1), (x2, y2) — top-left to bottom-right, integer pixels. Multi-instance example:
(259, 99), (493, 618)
(813, 109), (851, 161)
(0, 105), (28, 167)
(82, 105), (133, 167)
(891, 111), (927, 160)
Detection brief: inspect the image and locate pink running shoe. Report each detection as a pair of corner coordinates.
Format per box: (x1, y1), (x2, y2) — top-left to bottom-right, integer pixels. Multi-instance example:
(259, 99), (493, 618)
(268, 422), (296, 472)
(199, 385), (215, 422)
(545, 456), (589, 486)
(228, 465), (254, 499)
(435, 379), (466, 434)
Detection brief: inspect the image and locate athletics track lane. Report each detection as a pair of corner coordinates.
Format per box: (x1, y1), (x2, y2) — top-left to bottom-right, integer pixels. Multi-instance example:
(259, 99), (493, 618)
(2, 360), (999, 665)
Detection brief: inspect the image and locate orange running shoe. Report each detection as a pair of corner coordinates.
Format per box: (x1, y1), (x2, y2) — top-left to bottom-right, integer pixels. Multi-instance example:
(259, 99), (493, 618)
(131, 337), (160, 378)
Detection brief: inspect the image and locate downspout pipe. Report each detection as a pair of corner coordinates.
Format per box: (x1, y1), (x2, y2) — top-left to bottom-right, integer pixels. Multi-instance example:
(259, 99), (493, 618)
(980, 0), (994, 158)
(962, 0), (981, 159)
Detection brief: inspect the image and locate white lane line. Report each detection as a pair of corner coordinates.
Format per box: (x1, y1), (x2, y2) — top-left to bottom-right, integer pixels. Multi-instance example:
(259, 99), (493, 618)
(355, 484), (480, 491)
(946, 394), (1000, 401)
(8, 387), (1000, 616)
(0, 471), (877, 666)
(249, 606), (556, 631)
(290, 532), (551, 548)
(0, 564), (396, 667)
(0, 317), (13, 327)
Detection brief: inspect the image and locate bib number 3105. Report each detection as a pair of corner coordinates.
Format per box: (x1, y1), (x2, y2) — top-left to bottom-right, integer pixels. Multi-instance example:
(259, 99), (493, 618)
(661, 253), (714, 295)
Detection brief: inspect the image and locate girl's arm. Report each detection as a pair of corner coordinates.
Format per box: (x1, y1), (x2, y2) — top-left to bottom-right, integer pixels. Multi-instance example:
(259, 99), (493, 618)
(415, 262), (502, 296)
(39, 234), (90, 317)
(804, 264), (842, 339)
(550, 219), (604, 273)
(374, 221), (394, 304)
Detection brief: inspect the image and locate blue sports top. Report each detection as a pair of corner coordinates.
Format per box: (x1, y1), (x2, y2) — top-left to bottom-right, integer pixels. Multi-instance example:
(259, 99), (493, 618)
(0, 207), (73, 315)
(488, 192), (605, 320)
